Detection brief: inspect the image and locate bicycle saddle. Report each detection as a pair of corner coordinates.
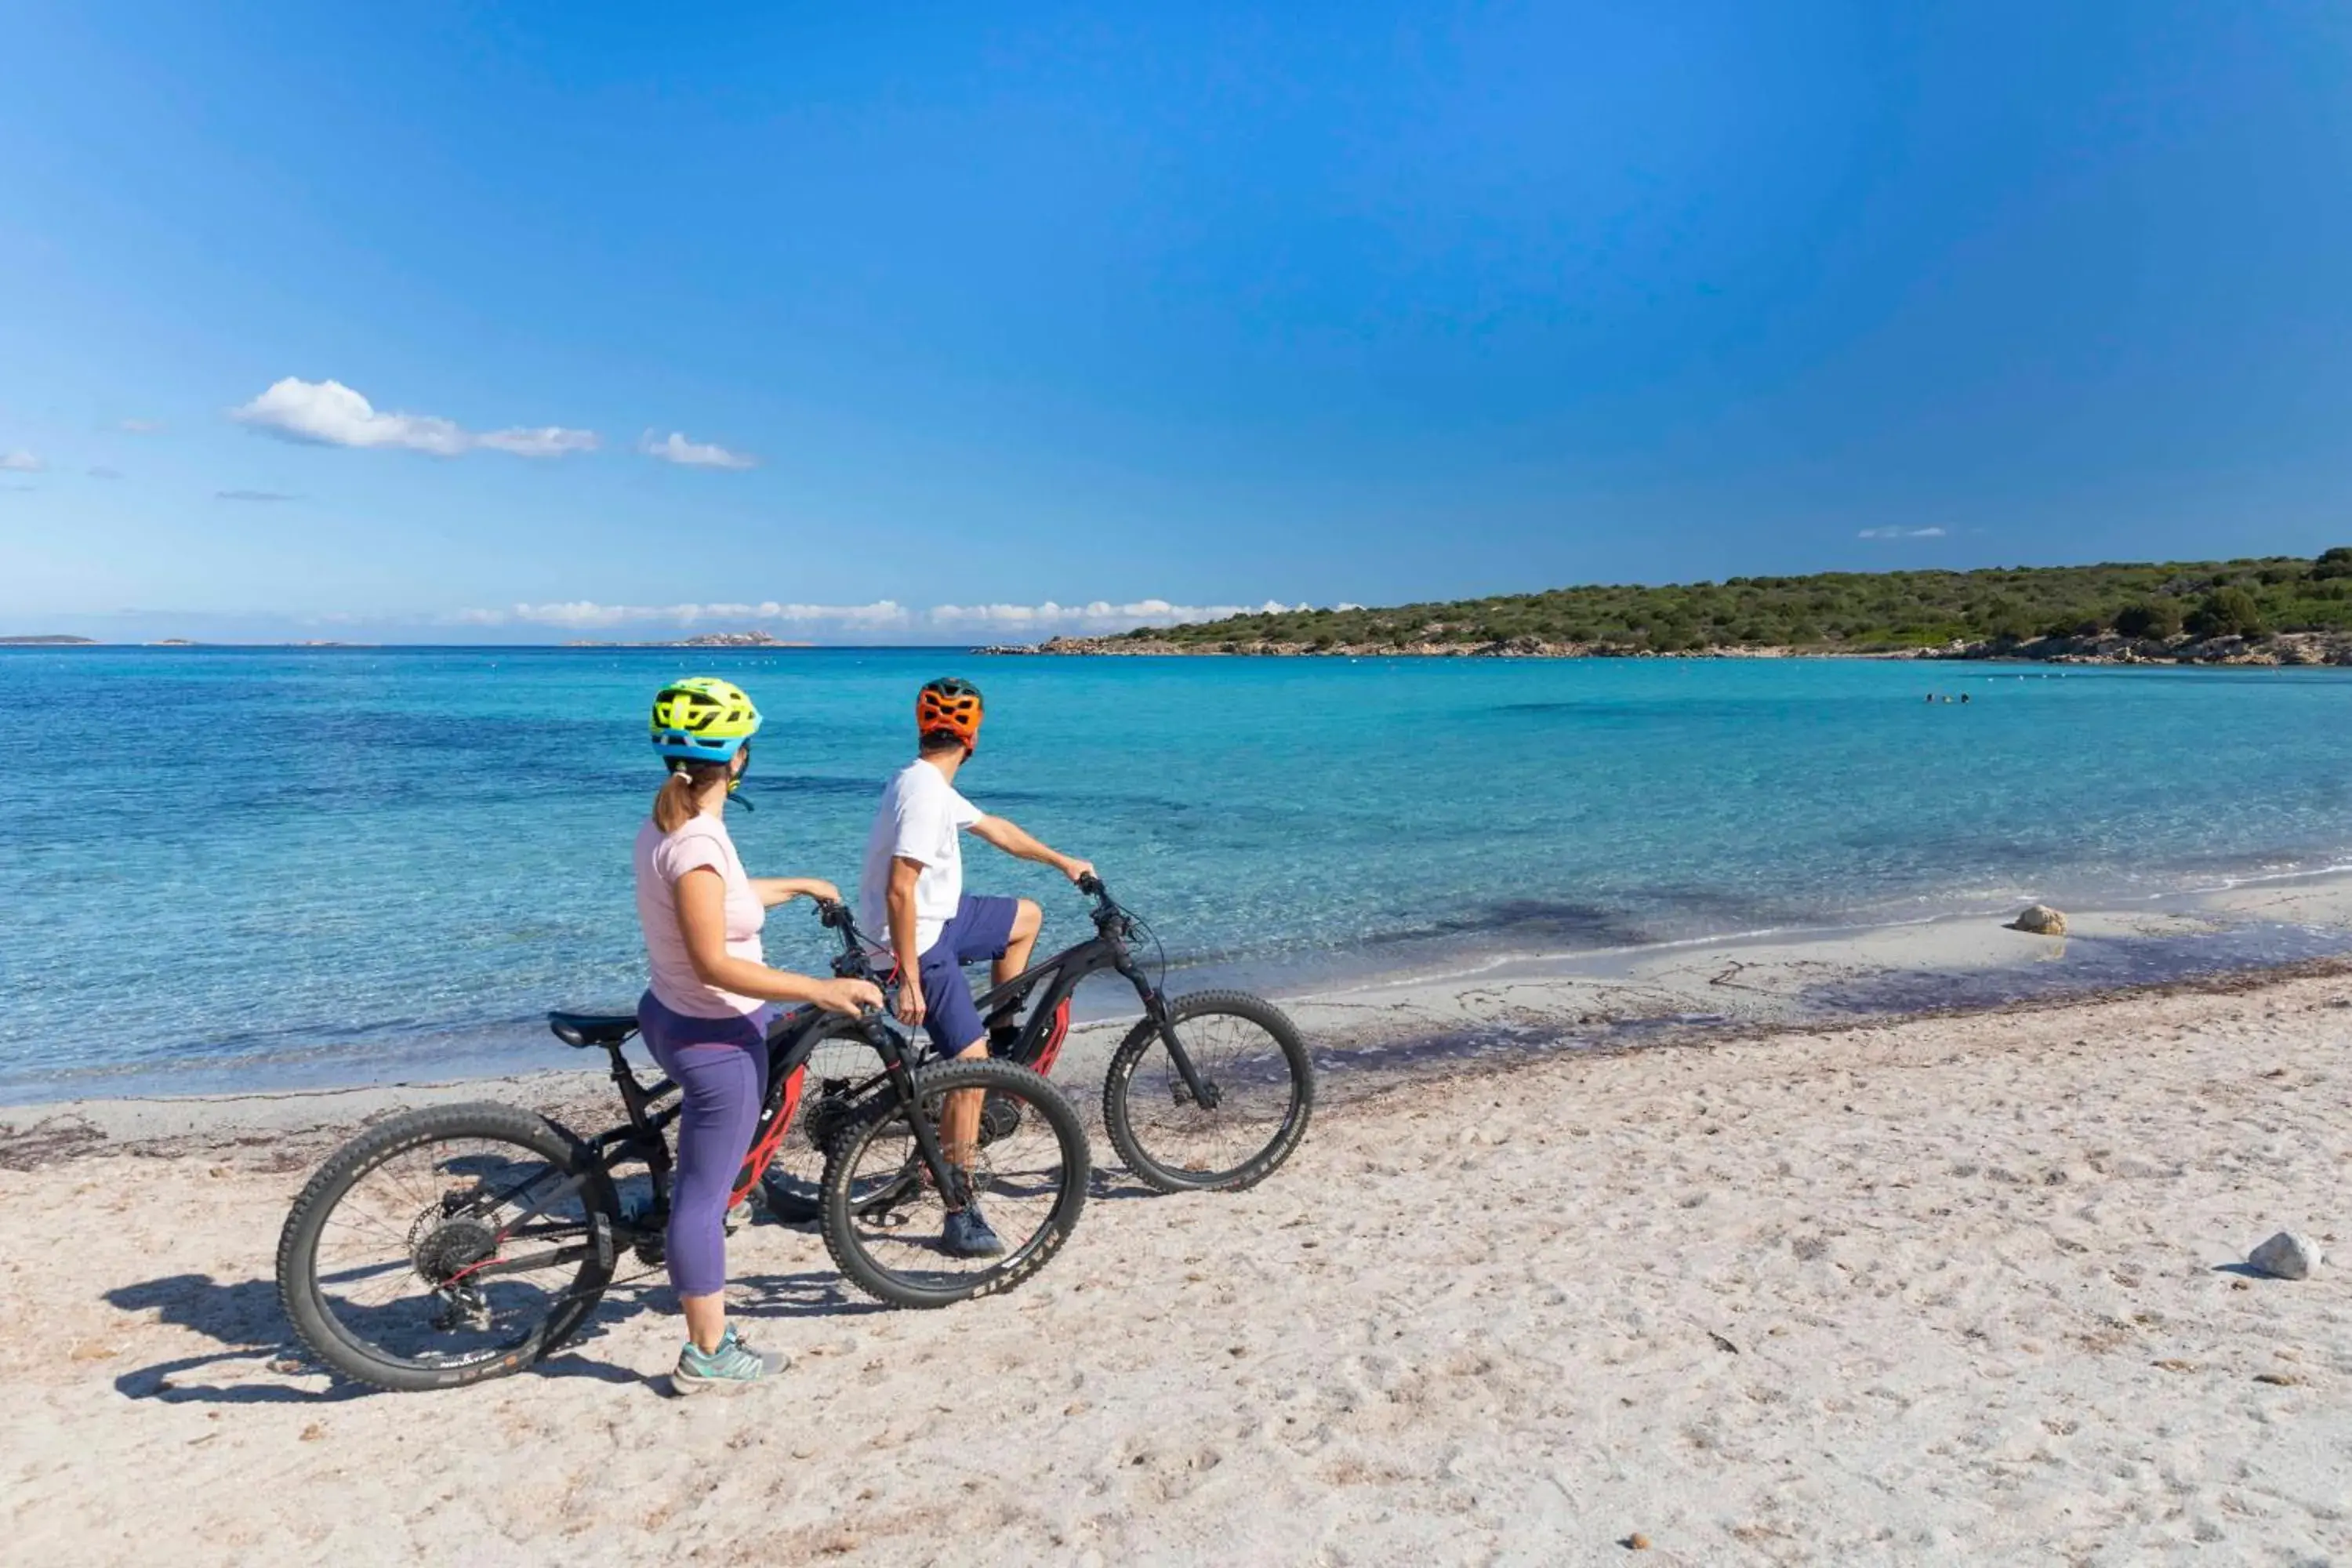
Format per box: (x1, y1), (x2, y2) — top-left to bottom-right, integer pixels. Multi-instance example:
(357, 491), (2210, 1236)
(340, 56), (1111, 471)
(547, 1011), (639, 1048)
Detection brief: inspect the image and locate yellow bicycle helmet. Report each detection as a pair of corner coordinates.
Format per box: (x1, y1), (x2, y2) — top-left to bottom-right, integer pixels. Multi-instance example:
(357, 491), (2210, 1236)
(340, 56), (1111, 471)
(649, 677), (762, 763)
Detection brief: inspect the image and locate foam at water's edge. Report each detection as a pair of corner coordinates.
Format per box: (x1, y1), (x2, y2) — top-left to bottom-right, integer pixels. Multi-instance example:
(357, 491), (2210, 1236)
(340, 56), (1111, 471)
(12, 875), (2352, 1107)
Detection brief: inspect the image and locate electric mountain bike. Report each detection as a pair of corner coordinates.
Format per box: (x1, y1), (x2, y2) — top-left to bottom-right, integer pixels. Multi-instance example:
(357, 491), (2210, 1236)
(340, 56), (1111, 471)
(764, 873), (1312, 1218)
(274, 906), (1089, 1393)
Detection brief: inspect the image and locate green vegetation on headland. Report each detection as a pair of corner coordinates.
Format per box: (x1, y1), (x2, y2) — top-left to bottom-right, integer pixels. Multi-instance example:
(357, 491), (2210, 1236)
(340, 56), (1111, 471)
(1001, 550), (2352, 663)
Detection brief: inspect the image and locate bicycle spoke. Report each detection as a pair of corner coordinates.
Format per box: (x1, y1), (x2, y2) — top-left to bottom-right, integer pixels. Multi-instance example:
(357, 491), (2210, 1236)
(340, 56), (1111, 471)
(306, 1133), (603, 1373)
(1117, 1004), (1306, 1186)
(831, 1070), (1082, 1301)
(760, 1035), (884, 1219)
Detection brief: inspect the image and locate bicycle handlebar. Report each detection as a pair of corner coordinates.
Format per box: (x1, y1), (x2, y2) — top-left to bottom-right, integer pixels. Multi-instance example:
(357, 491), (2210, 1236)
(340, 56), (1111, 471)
(819, 881), (1126, 955)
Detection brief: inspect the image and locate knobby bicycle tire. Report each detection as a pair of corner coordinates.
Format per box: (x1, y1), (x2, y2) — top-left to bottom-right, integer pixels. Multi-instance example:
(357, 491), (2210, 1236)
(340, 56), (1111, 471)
(1102, 989), (1314, 1193)
(818, 1058), (1089, 1309)
(275, 1101), (620, 1392)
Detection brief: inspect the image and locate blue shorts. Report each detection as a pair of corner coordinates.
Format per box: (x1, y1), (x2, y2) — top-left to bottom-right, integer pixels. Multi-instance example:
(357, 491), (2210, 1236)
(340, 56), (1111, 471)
(917, 895), (1022, 1057)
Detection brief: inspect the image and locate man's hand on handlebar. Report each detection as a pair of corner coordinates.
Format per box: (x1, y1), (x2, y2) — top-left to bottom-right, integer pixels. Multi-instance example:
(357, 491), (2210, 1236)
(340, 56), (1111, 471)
(815, 977), (885, 1017)
(1059, 856), (1098, 887)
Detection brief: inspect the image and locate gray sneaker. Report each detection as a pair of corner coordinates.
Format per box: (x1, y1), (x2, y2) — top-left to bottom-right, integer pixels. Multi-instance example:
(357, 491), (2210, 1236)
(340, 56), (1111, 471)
(672, 1326), (787, 1396)
(940, 1206), (1007, 1258)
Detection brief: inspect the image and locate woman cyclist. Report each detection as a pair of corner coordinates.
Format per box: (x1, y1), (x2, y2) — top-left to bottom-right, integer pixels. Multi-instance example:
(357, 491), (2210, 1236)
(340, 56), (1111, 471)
(637, 677), (881, 1393)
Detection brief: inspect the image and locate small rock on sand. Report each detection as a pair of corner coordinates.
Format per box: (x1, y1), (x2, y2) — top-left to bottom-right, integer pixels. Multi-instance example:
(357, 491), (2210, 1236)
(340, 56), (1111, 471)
(2009, 904), (2067, 935)
(2248, 1231), (2321, 1279)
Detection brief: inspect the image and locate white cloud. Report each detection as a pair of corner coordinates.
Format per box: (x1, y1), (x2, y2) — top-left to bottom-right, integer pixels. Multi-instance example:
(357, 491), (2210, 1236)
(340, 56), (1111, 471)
(455, 597), (1302, 636)
(230, 378), (597, 458)
(639, 430), (758, 470)
(469, 601), (913, 630)
(0, 450), (42, 472)
(475, 426), (601, 457)
(929, 598), (1301, 630)
(1857, 526), (1947, 539)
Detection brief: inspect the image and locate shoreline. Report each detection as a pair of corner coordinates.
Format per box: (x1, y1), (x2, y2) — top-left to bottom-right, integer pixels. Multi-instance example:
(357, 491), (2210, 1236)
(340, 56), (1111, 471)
(9, 951), (2350, 1170)
(12, 870), (2352, 1148)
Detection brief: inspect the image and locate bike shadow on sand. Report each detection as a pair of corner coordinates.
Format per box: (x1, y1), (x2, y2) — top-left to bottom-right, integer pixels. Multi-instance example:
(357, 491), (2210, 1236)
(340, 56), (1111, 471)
(100, 1272), (656, 1403)
(102, 1255), (895, 1405)
(104, 1273), (383, 1405)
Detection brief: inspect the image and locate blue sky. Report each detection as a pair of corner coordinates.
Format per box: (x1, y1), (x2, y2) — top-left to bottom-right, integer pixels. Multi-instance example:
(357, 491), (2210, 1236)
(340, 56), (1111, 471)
(2, 2), (2347, 643)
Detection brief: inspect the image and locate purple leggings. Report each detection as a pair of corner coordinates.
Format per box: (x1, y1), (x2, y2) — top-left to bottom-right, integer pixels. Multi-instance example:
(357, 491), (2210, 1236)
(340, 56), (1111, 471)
(636, 992), (771, 1300)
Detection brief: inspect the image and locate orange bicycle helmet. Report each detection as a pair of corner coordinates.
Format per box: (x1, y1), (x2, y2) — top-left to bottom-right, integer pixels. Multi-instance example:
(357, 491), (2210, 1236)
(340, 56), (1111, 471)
(916, 677), (984, 753)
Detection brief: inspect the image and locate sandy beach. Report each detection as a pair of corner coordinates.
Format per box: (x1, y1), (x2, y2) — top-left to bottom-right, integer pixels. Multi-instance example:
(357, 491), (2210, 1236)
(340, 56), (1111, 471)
(3, 926), (2347, 1566)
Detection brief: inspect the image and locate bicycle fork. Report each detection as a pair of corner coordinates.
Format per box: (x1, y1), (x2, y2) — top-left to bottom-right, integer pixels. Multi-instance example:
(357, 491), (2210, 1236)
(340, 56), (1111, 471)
(1121, 964), (1222, 1111)
(867, 1018), (981, 1210)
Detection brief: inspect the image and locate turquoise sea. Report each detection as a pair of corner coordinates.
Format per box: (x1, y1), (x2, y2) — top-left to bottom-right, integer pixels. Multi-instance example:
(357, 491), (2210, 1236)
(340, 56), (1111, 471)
(4, 647), (2350, 1098)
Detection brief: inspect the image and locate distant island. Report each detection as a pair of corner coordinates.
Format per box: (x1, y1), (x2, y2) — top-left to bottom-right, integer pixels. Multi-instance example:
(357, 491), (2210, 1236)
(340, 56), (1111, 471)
(564, 630), (815, 648)
(0, 634), (100, 645)
(982, 550), (2352, 666)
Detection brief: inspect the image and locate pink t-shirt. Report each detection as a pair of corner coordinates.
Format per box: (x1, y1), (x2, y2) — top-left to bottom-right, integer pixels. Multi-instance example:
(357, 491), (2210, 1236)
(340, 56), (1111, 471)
(634, 815), (766, 1018)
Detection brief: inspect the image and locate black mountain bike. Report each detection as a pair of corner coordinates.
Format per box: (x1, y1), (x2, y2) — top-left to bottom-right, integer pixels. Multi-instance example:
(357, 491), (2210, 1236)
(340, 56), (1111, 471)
(274, 906), (1088, 1393)
(764, 873), (1312, 1219)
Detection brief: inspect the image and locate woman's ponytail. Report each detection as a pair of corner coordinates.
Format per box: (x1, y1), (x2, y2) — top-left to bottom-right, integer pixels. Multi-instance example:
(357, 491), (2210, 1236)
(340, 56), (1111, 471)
(652, 764), (712, 833)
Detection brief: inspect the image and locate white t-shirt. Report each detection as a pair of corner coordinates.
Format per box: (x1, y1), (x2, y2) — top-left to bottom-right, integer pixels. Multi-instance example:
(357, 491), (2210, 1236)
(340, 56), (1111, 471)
(858, 759), (983, 958)
(634, 815), (766, 1018)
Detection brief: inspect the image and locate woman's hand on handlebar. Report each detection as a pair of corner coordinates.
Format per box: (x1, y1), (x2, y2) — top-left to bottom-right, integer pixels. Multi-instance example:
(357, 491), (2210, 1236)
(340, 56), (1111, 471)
(754, 876), (841, 909)
(813, 977), (885, 1017)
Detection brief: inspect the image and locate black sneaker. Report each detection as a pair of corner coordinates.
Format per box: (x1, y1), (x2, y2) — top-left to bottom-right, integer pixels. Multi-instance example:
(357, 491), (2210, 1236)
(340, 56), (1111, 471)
(983, 1004), (1024, 1057)
(939, 1207), (1007, 1258)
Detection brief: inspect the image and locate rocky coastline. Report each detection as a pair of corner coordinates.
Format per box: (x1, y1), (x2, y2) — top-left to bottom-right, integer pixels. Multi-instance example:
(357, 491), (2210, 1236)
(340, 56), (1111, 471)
(979, 629), (2352, 666)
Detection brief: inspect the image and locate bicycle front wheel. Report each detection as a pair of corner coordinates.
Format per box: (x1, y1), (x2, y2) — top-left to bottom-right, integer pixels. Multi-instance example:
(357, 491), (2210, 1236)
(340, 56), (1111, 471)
(818, 1059), (1089, 1308)
(275, 1102), (619, 1392)
(1102, 990), (1314, 1193)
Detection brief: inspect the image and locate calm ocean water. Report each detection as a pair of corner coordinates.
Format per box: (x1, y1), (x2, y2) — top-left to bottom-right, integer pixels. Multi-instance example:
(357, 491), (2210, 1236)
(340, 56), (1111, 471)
(4, 647), (2350, 1097)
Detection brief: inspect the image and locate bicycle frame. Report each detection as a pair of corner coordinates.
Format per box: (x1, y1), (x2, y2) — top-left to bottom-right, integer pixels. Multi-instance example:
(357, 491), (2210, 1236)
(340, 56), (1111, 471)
(452, 996), (953, 1288)
(463, 883), (1207, 1291)
(848, 880), (1225, 1112)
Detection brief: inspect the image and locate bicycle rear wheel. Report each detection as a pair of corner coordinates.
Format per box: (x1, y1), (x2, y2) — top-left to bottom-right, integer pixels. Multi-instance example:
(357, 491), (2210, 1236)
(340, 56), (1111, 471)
(819, 1059), (1088, 1308)
(1102, 990), (1314, 1193)
(275, 1102), (619, 1392)
(758, 1025), (886, 1222)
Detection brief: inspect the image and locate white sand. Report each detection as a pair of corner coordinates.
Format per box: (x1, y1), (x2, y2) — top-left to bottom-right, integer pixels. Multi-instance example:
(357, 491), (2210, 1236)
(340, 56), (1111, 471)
(2, 956), (2347, 1565)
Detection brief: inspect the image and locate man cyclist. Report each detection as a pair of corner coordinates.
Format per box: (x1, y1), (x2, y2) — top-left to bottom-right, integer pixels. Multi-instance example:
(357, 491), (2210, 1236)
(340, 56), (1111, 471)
(857, 677), (1094, 1257)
